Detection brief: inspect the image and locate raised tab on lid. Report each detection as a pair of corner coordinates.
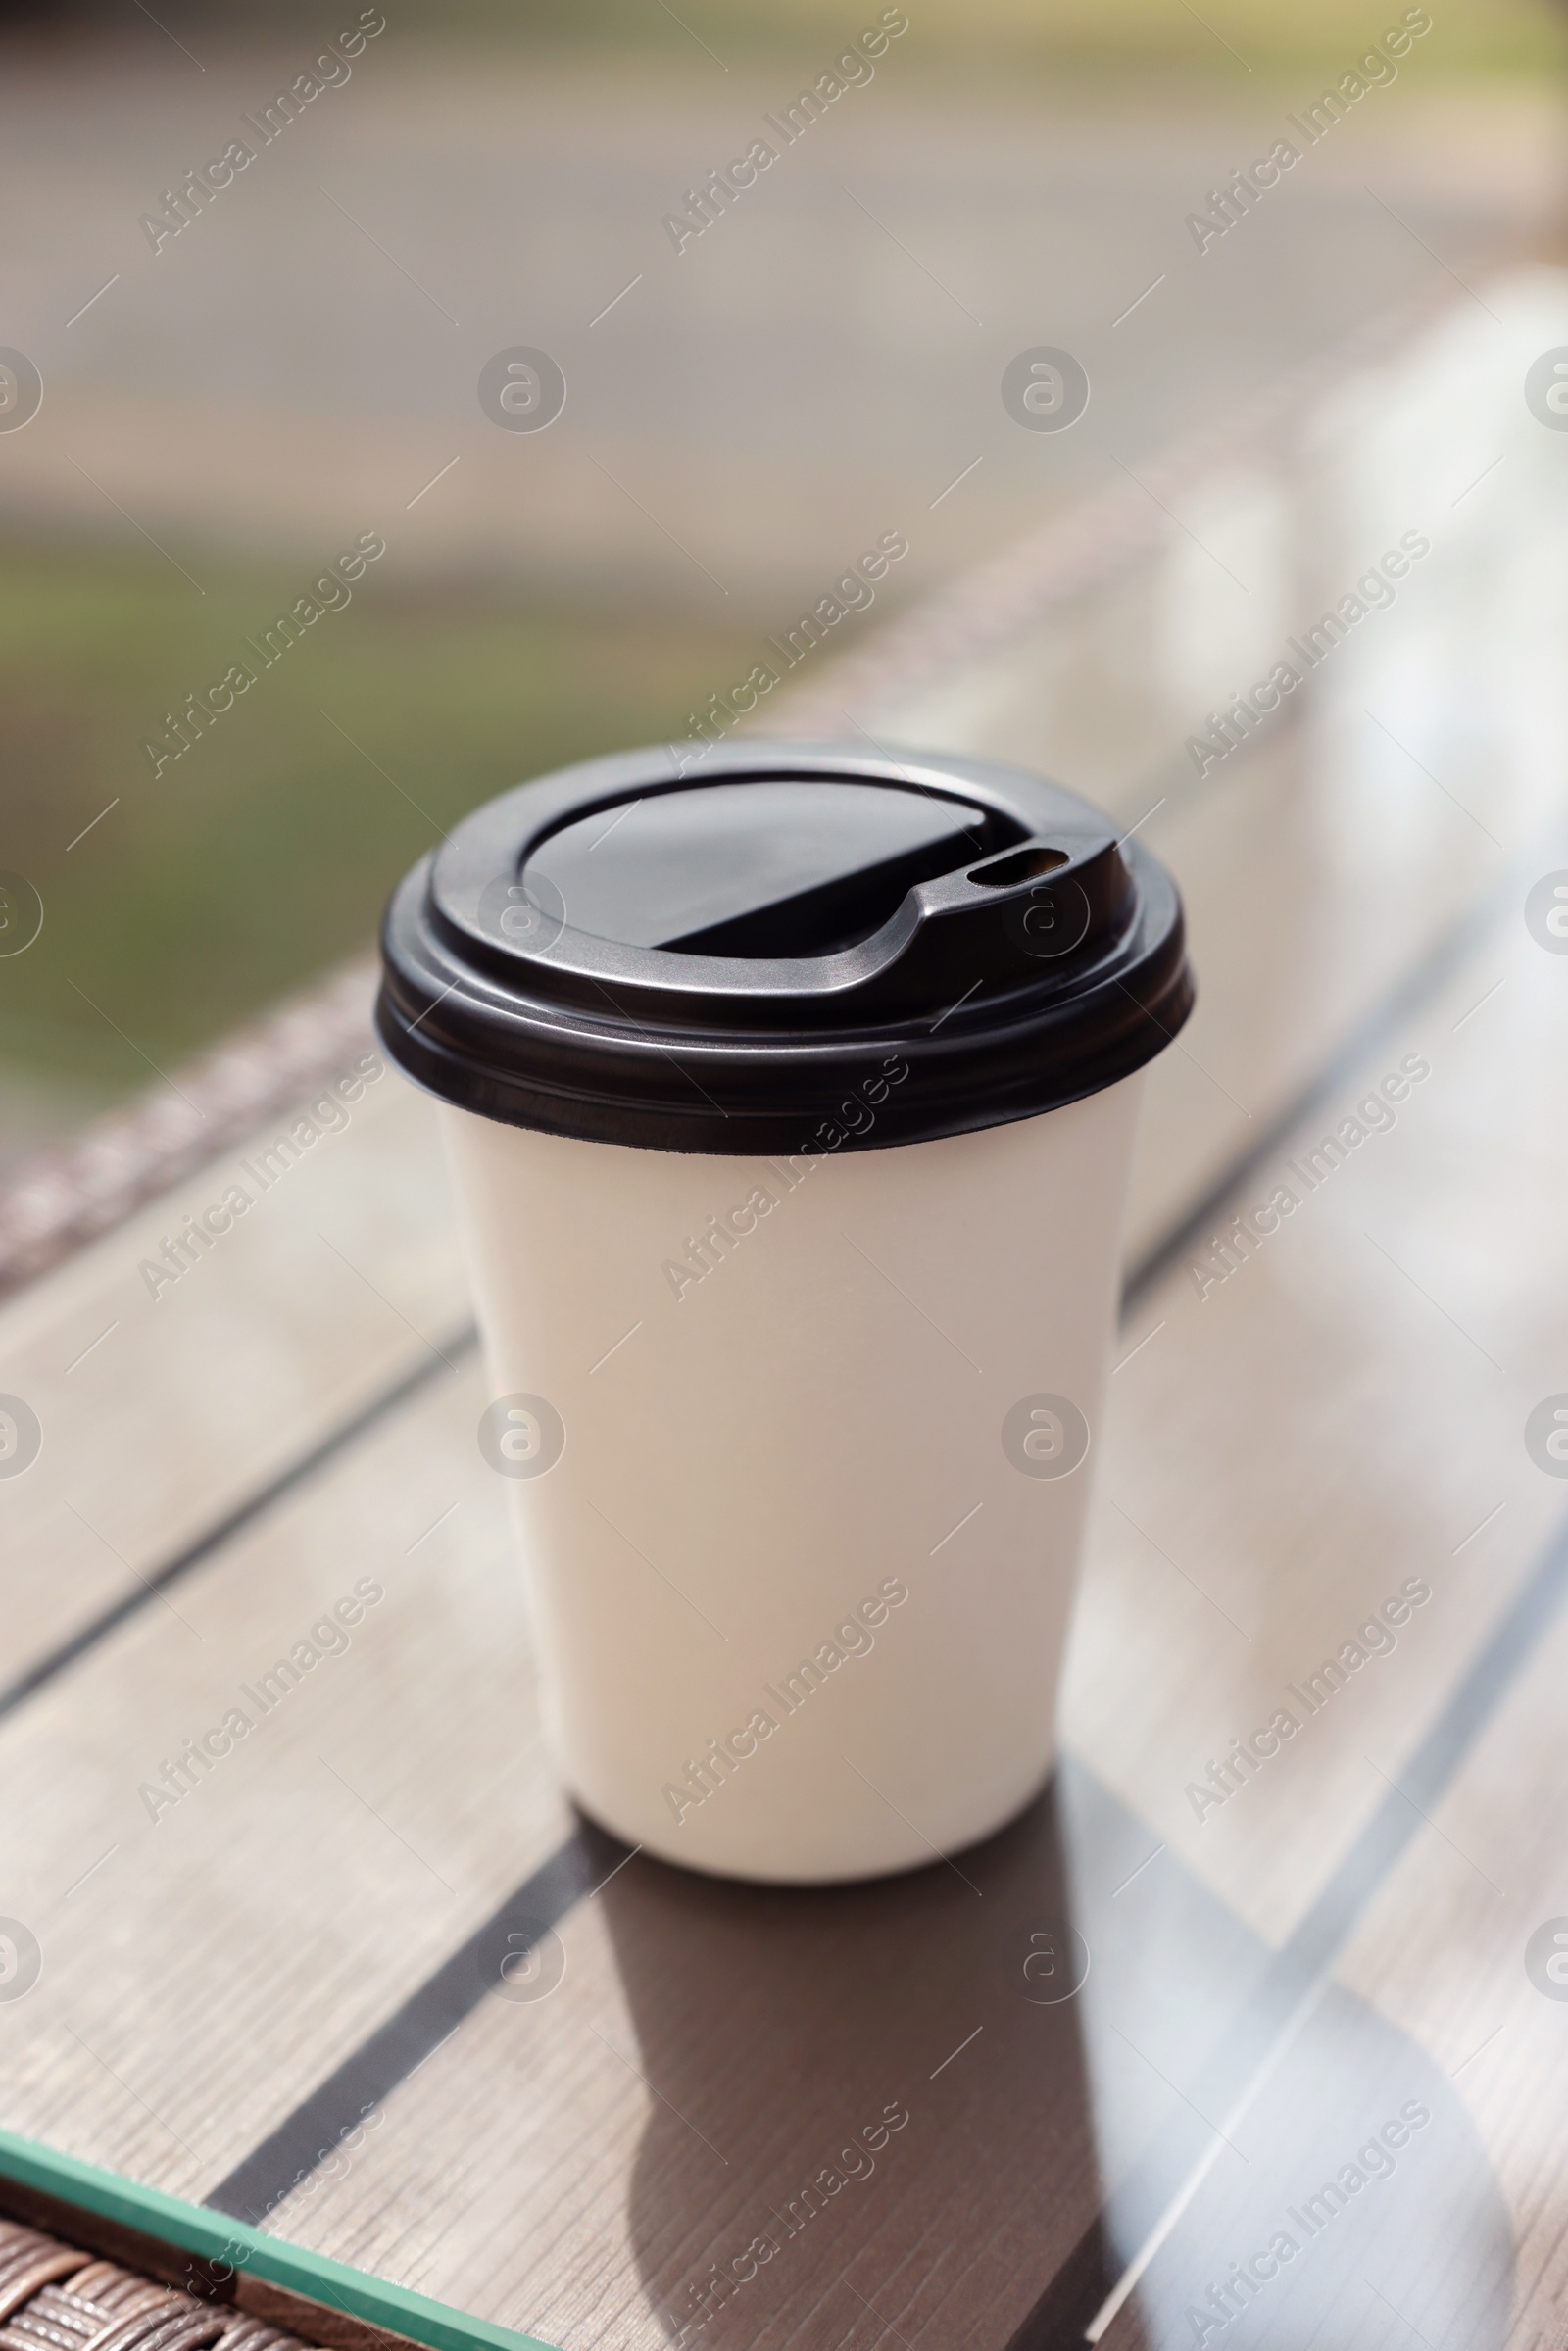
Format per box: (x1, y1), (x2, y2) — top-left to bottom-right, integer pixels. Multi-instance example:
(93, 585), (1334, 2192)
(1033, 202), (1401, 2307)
(523, 779), (996, 957)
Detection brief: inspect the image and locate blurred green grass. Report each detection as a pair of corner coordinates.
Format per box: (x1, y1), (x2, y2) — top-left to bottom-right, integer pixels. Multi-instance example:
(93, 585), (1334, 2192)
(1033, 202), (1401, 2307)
(114, 0), (1568, 77)
(369, 0), (1567, 78)
(0, 546), (753, 1096)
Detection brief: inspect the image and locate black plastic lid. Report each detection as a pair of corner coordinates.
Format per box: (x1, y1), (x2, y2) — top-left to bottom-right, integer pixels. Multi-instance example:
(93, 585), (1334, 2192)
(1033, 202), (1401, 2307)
(375, 740), (1194, 1154)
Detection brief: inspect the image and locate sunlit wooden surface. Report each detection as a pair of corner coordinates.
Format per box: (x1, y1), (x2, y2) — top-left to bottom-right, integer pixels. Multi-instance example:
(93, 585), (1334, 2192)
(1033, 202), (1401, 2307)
(4, 270), (1568, 2351)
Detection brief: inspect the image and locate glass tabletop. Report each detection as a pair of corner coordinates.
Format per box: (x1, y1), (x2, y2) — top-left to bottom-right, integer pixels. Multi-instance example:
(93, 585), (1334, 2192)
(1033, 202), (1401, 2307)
(4, 265), (1568, 2351)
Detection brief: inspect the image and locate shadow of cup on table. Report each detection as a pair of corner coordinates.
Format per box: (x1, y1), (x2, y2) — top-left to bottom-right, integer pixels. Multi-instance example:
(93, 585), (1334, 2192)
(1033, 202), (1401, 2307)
(590, 1759), (1515, 2350)
(594, 1779), (1107, 2349)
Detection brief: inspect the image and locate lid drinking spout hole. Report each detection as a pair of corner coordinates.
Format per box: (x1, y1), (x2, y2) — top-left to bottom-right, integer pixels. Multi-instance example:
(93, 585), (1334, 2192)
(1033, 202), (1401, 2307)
(966, 843), (1071, 889)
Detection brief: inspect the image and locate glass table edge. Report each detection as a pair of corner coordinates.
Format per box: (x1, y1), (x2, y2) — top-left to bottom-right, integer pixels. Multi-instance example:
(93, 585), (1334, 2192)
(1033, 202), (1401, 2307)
(0, 2128), (562, 2351)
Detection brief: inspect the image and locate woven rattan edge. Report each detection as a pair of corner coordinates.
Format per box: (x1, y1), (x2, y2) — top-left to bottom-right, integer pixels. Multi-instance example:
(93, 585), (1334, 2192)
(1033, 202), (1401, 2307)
(0, 2136), (554, 2351)
(0, 2179), (459, 2351)
(0, 2178), (235, 2308)
(0, 958), (378, 1305)
(0, 2172), (416, 2351)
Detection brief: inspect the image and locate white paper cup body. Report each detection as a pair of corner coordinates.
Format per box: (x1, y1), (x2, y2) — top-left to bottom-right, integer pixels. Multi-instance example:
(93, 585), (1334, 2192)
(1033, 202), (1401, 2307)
(443, 1072), (1144, 1884)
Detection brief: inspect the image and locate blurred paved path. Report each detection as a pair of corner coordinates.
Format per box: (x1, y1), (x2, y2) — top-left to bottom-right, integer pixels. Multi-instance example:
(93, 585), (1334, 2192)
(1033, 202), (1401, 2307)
(0, 36), (1562, 617)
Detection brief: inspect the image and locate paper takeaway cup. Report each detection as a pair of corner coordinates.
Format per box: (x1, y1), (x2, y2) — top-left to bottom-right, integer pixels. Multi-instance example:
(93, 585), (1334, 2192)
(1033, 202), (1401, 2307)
(377, 742), (1192, 1883)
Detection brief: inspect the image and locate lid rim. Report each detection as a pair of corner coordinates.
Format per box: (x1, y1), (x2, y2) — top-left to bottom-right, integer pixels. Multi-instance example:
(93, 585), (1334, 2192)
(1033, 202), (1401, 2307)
(376, 741), (1195, 1153)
